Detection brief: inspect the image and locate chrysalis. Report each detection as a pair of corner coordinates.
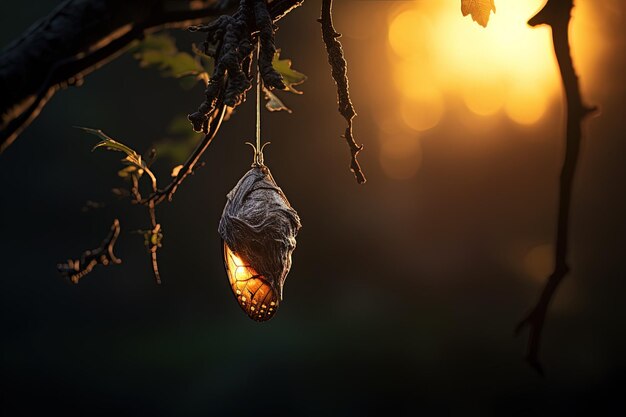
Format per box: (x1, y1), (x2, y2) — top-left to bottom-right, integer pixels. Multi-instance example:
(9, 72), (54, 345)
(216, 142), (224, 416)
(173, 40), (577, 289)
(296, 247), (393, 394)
(218, 165), (301, 321)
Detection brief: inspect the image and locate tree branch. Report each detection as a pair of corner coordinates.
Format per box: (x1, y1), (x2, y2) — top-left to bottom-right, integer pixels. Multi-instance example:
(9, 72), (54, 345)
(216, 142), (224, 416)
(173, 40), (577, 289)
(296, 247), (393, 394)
(0, 0), (301, 153)
(318, 0), (365, 184)
(57, 218), (122, 283)
(144, 104), (226, 204)
(516, 0), (596, 375)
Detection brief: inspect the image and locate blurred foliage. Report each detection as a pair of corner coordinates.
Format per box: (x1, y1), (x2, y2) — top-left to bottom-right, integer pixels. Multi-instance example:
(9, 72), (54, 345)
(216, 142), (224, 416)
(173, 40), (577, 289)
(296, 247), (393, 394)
(130, 33), (211, 89)
(152, 115), (204, 165)
(272, 49), (307, 94)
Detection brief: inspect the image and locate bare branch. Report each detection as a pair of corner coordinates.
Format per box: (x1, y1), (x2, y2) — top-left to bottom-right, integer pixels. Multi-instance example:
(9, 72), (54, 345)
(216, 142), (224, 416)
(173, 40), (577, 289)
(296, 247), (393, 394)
(318, 0), (366, 184)
(145, 105), (227, 205)
(516, 0), (597, 375)
(57, 219), (122, 284)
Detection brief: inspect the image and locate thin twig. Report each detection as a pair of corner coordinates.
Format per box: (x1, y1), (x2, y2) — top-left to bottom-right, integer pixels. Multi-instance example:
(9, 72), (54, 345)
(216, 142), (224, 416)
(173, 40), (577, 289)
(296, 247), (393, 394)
(144, 104), (227, 205)
(318, 0), (365, 184)
(515, 0), (597, 375)
(131, 171), (163, 284)
(57, 219), (122, 284)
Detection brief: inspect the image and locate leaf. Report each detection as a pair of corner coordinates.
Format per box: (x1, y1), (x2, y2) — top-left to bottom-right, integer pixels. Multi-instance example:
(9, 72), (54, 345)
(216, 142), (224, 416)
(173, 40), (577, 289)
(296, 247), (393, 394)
(78, 127), (147, 172)
(192, 43), (215, 75)
(264, 87), (292, 113)
(152, 115), (204, 164)
(171, 164), (183, 177)
(141, 224), (163, 249)
(117, 165), (143, 179)
(272, 50), (307, 94)
(131, 33), (207, 88)
(461, 0), (496, 28)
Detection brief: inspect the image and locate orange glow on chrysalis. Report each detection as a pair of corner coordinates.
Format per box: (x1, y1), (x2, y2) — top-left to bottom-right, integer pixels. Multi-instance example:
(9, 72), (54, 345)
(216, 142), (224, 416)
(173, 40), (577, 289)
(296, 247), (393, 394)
(223, 242), (279, 322)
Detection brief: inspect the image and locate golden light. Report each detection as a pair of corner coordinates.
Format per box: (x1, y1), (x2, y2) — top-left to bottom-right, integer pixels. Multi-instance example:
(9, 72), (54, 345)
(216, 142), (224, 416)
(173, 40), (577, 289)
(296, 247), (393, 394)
(522, 243), (554, 283)
(223, 242), (278, 322)
(387, 0), (563, 126)
(379, 132), (422, 180)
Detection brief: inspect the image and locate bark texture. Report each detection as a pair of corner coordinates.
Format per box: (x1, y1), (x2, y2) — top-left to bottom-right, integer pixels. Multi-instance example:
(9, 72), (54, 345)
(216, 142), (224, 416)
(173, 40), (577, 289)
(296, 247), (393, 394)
(0, 0), (301, 153)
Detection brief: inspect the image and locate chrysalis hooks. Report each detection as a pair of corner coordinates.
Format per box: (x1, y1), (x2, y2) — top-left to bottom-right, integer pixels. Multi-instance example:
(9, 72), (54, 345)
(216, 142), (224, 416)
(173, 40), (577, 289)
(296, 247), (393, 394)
(245, 37), (270, 168)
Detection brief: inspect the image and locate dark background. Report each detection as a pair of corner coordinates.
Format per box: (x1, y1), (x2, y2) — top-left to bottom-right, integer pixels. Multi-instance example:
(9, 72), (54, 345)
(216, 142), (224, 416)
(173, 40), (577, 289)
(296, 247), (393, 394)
(1, 1), (625, 415)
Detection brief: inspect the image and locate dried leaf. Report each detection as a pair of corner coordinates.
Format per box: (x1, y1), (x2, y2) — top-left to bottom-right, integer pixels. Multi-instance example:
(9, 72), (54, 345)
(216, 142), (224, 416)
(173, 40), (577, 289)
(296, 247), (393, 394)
(461, 0), (496, 28)
(117, 165), (143, 179)
(272, 50), (307, 94)
(171, 164), (183, 177)
(264, 87), (292, 113)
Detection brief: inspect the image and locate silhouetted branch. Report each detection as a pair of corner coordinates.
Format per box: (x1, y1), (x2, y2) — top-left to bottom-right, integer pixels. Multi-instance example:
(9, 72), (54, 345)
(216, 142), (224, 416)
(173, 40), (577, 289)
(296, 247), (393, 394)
(516, 0), (597, 375)
(318, 0), (366, 184)
(130, 172), (163, 284)
(0, 0), (302, 153)
(188, 0), (287, 132)
(144, 104), (227, 205)
(57, 219), (122, 284)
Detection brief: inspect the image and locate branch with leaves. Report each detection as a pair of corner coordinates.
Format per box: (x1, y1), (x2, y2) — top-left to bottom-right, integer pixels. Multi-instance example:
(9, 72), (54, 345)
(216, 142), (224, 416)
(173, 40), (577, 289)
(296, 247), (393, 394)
(3, 0), (603, 375)
(67, 19), (308, 284)
(77, 128), (165, 283)
(0, 0), (302, 153)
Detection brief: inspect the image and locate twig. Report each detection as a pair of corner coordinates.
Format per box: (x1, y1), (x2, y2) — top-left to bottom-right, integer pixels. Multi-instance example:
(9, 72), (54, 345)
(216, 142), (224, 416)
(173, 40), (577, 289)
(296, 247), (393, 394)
(57, 219), (122, 284)
(515, 0), (597, 375)
(318, 0), (365, 184)
(131, 172), (163, 284)
(147, 201), (162, 285)
(144, 104), (227, 205)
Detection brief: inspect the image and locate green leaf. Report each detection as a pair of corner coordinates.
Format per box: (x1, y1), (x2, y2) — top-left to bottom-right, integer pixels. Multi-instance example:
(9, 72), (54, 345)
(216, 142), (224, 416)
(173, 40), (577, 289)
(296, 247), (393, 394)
(141, 224), (163, 249)
(78, 127), (146, 172)
(264, 87), (292, 113)
(131, 33), (207, 86)
(272, 50), (307, 94)
(152, 115), (203, 164)
(192, 43), (215, 75)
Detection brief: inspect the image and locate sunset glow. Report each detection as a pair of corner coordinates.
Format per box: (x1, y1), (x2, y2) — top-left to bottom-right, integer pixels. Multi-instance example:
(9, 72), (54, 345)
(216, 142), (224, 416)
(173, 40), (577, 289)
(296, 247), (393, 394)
(388, 0), (560, 126)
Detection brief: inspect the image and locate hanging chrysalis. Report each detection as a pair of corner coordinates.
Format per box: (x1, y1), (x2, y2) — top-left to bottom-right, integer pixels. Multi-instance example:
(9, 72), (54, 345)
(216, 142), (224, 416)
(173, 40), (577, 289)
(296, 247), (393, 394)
(218, 39), (301, 322)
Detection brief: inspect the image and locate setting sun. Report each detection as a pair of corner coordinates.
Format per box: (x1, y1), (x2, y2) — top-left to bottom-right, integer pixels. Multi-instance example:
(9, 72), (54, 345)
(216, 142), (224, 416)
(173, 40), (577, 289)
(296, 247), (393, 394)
(388, 0), (560, 126)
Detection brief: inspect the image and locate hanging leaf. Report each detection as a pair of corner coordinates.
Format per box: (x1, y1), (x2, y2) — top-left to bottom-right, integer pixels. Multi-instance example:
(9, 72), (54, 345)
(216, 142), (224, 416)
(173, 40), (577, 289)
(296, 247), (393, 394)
(219, 166), (301, 322)
(272, 50), (307, 94)
(461, 0), (496, 28)
(264, 87), (293, 113)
